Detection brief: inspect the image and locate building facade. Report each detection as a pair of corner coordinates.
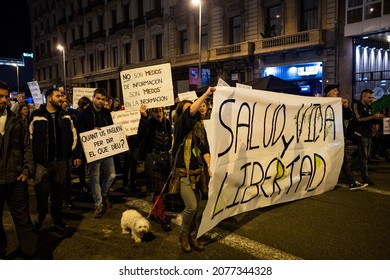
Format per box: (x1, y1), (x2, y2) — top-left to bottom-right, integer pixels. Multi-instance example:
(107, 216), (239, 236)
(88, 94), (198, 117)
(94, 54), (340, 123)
(27, 0), (389, 102)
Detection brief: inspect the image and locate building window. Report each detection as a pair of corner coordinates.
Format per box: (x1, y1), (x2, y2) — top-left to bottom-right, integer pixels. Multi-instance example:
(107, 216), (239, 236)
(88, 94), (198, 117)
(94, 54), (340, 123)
(89, 53), (94, 72)
(137, 0), (144, 18)
(180, 30), (188, 54)
(80, 56), (85, 74)
(125, 43), (131, 64)
(229, 16), (241, 44)
(263, 4), (282, 38)
(113, 46), (118, 67)
(139, 39), (145, 62)
(73, 58), (77, 75)
(347, 8), (363, 24)
(79, 24), (84, 39)
(49, 66), (52, 79)
(72, 28), (76, 42)
(364, 2), (381, 20)
(123, 4), (130, 21)
(385, 0), (390, 15)
(111, 9), (117, 27)
(98, 15), (104, 32)
(88, 20), (93, 36)
(201, 24), (208, 50)
(100, 50), (105, 69)
(155, 34), (163, 59)
(300, 0), (318, 31)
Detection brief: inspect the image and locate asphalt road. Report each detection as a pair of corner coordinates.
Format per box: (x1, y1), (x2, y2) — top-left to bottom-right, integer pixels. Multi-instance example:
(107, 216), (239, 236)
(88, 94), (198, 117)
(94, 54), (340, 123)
(2, 147), (390, 260)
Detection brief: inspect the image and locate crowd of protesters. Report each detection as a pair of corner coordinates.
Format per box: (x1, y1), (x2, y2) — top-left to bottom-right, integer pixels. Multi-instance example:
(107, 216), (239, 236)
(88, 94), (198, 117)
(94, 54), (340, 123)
(1, 80), (389, 259)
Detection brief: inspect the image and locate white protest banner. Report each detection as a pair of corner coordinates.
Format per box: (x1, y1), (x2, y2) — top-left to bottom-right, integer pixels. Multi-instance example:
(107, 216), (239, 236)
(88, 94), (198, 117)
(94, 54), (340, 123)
(27, 81), (44, 107)
(217, 78), (230, 87)
(79, 124), (129, 163)
(197, 87), (344, 237)
(111, 110), (140, 136)
(120, 63), (174, 112)
(72, 87), (96, 109)
(178, 91), (198, 102)
(236, 82), (252, 89)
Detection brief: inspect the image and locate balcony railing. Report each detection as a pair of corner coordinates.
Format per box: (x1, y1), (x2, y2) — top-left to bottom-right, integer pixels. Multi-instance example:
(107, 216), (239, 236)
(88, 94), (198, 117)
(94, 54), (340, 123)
(255, 30), (323, 54)
(210, 42), (255, 60)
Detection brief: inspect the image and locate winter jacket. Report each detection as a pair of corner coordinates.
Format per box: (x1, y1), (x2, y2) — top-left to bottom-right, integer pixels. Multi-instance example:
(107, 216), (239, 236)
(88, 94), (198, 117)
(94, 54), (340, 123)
(0, 108), (34, 184)
(76, 105), (113, 133)
(351, 101), (379, 138)
(138, 115), (172, 192)
(28, 105), (80, 164)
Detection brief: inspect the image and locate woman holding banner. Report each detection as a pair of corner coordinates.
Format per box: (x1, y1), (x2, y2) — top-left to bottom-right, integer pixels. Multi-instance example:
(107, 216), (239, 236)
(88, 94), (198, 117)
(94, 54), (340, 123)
(170, 86), (215, 253)
(138, 105), (173, 231)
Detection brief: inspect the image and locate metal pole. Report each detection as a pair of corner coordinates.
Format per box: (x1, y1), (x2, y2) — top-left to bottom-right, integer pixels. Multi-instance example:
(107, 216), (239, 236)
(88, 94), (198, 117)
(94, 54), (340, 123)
(16, 65), (19, 92)
(62, 48), (66, 94)
(198, 1), (202, 88)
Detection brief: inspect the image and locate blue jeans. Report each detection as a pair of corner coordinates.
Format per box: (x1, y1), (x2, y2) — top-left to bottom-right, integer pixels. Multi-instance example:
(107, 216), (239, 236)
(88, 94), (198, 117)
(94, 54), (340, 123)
(357, 135), (372, 181)
(88, 157), (116, 207)
(179, 177), (202, 236)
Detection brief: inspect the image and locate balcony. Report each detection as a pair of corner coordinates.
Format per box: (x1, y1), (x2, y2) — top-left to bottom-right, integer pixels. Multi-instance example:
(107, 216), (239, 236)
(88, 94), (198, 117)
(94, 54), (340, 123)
(210, 41), (255, 61)
(255, 30), (323, 54)
(145, 9), (164, 20)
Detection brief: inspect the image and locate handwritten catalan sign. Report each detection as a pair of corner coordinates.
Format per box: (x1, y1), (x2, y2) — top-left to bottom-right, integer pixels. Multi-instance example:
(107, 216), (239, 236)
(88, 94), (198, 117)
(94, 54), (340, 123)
(72, 87), (96, 109)
(79, 124), (129, 163)
(27, 81), (44, 107)
(111, 110), (140, 136)
(236, 82), (252, 89)
(383, 117), (390, 135)
(197, 86), (344, 237)
(178, 91), (198, 102)
(120, 63), (175, 112)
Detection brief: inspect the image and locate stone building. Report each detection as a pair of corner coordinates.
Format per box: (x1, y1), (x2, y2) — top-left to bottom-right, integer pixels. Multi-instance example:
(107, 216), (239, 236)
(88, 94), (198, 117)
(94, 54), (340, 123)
(27, 0), (389, 102)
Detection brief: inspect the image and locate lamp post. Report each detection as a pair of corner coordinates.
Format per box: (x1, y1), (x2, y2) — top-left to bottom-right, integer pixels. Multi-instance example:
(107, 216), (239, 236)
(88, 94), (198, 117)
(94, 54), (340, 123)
(192, 0), (202, 88)
(13, 64), (20, 92)
(57, 44), (66, 94)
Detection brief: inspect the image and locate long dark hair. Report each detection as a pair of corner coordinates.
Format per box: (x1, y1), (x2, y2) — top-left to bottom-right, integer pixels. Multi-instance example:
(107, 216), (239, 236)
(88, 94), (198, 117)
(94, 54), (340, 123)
(173, 100), (193, 123)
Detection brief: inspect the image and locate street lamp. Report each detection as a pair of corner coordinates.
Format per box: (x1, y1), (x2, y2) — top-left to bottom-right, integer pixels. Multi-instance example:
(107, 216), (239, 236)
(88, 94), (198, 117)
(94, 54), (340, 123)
(13, 64), (20, 92)
(192, 0), (202, 88)
(57, 44), (66, 94)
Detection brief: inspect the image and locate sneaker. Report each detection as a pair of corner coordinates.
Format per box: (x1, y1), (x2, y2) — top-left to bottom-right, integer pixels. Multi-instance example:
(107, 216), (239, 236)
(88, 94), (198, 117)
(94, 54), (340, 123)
(93, 205), (105, 218)
(52, 222), (68, 231)
(160, 219), (172, 232)
(349, 181), (368, 191)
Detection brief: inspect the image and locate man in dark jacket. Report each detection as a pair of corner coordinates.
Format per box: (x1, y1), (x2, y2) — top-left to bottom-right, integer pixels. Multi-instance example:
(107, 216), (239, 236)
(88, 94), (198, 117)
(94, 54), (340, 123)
(76, 88), (115, 218)
(29, 88), (81, 231)
(351, 89), (384, 185)
(0, 81), (37, 259)
(324, 84), (368, 190)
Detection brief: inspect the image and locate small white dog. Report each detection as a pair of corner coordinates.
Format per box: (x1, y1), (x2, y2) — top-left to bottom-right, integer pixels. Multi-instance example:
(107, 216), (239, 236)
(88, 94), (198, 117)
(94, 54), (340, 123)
(120, 209), (151, 243)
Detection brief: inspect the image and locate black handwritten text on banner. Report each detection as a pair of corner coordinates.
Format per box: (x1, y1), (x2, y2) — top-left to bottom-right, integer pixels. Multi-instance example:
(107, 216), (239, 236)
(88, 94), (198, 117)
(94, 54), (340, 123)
(80, 124), (129, 163)
(198, 87), (344, 237)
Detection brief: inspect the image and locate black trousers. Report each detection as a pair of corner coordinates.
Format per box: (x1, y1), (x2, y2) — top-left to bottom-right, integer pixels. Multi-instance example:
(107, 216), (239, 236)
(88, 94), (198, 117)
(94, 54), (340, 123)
(0, 180), (37, 258)
(34, 160), (70, 224)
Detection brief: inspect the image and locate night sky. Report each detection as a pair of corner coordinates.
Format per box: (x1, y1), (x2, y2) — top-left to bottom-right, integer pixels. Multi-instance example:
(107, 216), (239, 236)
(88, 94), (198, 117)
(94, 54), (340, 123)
(0, 0), (32, 58)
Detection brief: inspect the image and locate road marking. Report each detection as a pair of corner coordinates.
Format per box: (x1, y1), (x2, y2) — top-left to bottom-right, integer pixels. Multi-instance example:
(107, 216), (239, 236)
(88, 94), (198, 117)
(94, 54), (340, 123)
(126, 198), (302, 260)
